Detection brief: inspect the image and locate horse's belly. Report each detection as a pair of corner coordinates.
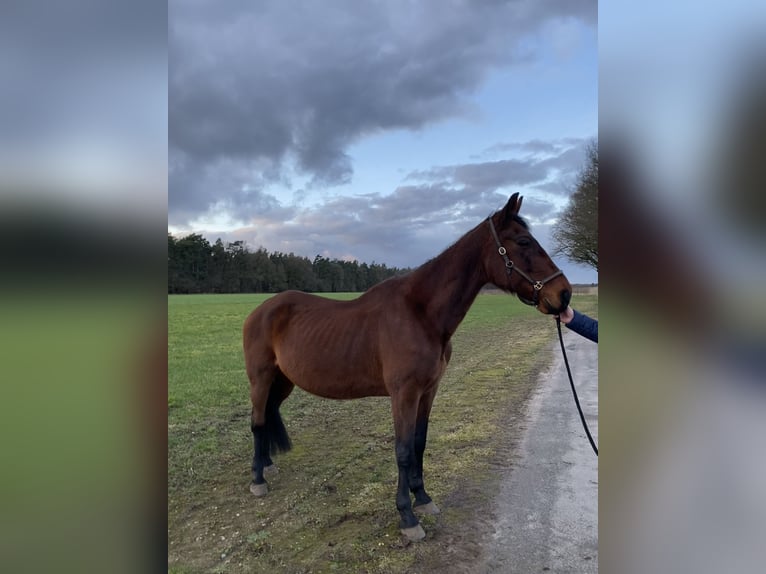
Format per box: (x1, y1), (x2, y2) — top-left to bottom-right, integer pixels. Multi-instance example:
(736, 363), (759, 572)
(275, 350), (388, 399)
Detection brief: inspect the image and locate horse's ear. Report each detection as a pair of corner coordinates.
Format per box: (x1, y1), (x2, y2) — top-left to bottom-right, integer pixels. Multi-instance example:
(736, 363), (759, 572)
(501, 193), (523, 223)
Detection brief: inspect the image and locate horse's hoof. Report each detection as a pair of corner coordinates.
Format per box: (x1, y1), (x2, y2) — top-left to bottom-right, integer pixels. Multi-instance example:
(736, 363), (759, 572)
(414, 501), (441, 515)
(400, 524), (426, 541)
(249, 482), (269, 497)
(264, 464), (278, 475)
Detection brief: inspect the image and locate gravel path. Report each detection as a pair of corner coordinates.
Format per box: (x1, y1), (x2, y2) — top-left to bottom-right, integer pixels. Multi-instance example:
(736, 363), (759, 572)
(479, 330), (598, 573)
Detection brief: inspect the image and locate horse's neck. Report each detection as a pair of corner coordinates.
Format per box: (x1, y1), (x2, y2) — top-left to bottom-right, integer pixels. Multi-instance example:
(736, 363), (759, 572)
(406, 225), (488, 340)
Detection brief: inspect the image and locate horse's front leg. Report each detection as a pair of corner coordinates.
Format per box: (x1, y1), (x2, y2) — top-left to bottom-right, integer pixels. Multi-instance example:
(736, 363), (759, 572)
(392, 389), (425, 541)
(412, 388), (440, 515)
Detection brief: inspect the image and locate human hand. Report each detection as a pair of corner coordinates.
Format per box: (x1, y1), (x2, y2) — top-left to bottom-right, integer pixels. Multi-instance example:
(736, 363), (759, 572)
(557, 306), (574, 324)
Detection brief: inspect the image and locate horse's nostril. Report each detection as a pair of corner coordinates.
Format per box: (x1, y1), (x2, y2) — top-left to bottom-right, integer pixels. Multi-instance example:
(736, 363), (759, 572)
(561, 289), (572, 308)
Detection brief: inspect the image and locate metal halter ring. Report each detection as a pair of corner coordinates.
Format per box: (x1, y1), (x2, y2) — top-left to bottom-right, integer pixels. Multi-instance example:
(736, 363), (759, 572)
(533, 281), (543, 291)
(498, 246), (506, 255)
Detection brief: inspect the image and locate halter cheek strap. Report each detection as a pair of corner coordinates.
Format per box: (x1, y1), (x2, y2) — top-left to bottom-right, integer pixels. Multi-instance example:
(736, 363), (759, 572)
(487, 217), (563, 305)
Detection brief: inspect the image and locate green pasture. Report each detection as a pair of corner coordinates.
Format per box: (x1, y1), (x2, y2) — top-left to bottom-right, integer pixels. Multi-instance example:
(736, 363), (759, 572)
(169, 291), (597, 573)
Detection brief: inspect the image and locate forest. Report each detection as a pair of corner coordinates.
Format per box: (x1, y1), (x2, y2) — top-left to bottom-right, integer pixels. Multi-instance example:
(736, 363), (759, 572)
(168, 233), (409, 294)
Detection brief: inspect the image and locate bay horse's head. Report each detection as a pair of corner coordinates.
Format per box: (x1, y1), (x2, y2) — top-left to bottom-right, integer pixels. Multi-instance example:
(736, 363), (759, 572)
(484, 193), (572, 314)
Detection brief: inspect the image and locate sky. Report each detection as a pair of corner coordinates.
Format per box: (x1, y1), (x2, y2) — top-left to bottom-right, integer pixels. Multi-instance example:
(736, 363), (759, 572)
(168, 0), (598, 284)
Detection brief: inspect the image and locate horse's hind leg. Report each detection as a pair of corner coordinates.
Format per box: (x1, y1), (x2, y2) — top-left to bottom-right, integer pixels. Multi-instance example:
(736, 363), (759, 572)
(248, 362), (294, 496)
(261, 370), (294, 475)
(248, 363), (274, 497)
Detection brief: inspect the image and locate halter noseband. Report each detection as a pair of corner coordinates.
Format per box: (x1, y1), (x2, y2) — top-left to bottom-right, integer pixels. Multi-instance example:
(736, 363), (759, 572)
(487, 216), (563, 306)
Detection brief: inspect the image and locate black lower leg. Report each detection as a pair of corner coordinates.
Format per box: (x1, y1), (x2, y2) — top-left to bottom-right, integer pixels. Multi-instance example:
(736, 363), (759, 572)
(251, 424), (268, 485)
(411, 418), (432, 507)
(395, 439), (419, 529)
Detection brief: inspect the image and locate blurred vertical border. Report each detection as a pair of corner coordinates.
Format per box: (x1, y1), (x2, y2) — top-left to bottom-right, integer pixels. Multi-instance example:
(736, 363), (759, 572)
(0, 1), (167, 573)
(600, 1), (766, 572)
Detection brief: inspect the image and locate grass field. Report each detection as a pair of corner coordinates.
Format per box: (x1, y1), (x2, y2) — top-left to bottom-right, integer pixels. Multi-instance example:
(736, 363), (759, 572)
(168, 291), (598, 573)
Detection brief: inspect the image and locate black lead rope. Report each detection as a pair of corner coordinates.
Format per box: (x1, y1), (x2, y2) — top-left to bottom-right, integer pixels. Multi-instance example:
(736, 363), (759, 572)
(556, 317), (599, 456)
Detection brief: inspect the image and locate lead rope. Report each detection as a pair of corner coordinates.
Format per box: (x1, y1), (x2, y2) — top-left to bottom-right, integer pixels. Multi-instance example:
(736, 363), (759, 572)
(556, 317), (598, 456)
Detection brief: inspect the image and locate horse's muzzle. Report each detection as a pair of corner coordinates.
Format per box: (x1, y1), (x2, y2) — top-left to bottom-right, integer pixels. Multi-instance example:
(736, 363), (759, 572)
(540, 288), (571, 315)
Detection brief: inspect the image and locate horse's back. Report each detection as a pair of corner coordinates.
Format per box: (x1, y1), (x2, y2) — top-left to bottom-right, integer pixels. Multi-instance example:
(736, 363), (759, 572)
(244, 290), (331, 336)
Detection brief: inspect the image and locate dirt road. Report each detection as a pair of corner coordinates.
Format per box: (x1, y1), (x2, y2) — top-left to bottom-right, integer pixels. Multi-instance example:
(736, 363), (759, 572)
(479, 329), (598, 573)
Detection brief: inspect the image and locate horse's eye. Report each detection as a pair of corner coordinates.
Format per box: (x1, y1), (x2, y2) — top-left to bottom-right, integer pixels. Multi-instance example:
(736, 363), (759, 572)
(516, 237), (532, 248)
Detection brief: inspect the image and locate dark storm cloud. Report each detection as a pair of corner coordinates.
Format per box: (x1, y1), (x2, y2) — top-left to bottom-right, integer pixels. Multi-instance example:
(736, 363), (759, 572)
(168, 150), (293, 224)
(169, 0), (596, 224)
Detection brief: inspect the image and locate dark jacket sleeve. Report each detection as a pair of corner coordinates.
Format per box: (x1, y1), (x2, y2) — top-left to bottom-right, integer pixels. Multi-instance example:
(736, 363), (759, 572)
(565, 309), (598, 343)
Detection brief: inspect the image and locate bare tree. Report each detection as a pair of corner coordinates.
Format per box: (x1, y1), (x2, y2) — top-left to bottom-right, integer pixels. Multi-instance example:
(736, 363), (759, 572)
(552, 140), (598, 270)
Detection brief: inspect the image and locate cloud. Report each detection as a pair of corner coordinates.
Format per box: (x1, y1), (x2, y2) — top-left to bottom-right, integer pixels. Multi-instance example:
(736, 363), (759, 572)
(206, 183), (595, 282)
(186, 135), (590, 275)
(407, 137), (591, 199)
(482, 137), (587, 157)
(169, 0), (597, 225)
(168, 150), (292, 225)
(410, 159), (547, 191)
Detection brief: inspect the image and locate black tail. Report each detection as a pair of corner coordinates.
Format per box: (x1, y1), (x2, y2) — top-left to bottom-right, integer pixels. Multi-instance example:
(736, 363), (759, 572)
(263, 376), (292, 455)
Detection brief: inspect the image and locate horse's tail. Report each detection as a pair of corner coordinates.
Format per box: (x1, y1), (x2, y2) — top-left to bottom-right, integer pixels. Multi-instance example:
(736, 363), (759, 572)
(263, 372), (292, 454)
(244, 302), (293, 455)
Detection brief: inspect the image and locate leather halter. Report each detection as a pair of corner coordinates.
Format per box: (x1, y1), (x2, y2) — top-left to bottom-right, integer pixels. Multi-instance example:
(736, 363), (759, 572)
(487, 216), (563, 307)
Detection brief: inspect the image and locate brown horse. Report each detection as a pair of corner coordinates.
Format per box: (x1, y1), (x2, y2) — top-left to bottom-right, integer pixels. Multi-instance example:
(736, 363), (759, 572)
(243, 193), (572, 540)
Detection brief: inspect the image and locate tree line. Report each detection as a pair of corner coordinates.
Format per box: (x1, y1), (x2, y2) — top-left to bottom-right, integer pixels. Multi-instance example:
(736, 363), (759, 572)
(168, 233), (410, 294)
